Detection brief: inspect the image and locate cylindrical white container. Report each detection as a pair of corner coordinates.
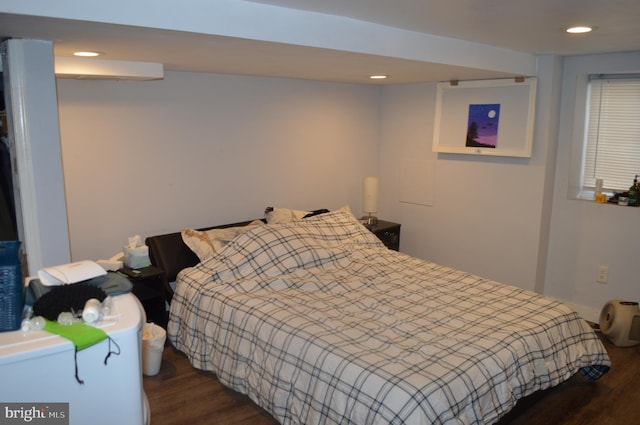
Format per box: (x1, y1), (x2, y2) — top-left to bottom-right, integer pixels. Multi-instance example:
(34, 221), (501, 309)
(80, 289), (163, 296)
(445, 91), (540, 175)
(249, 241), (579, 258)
(82, 298), (101, 323)
(595, 178), (603, 194)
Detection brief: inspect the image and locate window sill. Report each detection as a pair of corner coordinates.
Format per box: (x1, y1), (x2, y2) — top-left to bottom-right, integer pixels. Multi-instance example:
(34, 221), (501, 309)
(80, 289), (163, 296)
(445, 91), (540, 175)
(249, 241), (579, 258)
(576, 190), (613, 201)
(575, 191), (640, 208)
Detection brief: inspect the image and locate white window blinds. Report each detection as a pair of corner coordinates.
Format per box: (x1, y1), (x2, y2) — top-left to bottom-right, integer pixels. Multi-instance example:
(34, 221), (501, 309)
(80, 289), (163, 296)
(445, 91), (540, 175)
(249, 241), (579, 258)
(583, 76), (640, 191)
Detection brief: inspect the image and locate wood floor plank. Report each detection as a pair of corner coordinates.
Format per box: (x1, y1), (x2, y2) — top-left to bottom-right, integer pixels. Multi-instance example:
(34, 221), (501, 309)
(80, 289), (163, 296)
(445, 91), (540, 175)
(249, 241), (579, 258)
(144, 347), (278, 425)
(498, 333), (640, 425)
(144, 332), (639, 424)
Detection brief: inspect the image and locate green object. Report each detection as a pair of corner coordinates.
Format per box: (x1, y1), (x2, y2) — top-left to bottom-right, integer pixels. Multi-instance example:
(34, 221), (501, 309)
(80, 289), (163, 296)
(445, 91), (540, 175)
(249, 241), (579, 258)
(44, 320), (108, 351)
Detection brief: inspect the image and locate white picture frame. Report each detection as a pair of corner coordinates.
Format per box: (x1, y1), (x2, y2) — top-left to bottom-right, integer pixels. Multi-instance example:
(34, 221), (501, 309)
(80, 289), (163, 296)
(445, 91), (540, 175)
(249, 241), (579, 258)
(432, 78), (536, 158)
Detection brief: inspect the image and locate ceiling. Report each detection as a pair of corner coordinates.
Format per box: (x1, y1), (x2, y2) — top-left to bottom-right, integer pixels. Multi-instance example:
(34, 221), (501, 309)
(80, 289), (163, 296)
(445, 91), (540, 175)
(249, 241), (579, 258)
(0, 0), (638, 84)
(247, 0), (640, 56)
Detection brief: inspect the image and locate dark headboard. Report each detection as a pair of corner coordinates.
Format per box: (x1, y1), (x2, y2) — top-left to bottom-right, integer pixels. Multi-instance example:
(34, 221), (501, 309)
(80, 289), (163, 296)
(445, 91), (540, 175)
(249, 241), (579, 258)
(145, 219), (262, 303)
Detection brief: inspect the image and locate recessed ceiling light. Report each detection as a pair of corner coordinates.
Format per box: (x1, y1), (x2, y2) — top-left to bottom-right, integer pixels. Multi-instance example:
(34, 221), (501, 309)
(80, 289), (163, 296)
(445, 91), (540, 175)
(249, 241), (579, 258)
(370, 75), (387, 80)
(566, 26), (593, 34)
(73, 51), (101, 57)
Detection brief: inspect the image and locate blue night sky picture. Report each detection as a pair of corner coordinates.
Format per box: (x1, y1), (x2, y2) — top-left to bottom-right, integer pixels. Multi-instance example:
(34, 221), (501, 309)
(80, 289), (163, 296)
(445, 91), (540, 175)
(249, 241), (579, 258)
(466, 103), (500, 148)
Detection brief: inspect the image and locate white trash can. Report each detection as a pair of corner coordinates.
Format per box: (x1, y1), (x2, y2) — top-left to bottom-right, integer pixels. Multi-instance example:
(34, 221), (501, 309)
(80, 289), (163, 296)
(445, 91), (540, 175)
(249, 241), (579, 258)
(142, 323), (166, 376)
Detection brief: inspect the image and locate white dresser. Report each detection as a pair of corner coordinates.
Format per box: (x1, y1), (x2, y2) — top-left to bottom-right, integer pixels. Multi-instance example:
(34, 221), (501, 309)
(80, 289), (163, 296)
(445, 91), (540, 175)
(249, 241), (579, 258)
(0, 293), (149, 425)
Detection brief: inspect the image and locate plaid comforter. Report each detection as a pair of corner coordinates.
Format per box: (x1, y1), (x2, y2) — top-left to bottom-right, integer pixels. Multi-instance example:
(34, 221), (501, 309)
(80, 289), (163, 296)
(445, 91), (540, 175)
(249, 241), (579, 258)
(168, 210), (610, 425)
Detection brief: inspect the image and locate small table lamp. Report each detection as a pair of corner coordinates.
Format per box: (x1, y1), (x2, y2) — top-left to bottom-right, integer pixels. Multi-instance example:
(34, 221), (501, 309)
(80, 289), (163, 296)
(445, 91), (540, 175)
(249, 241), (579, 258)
(362, 176), (378, 227)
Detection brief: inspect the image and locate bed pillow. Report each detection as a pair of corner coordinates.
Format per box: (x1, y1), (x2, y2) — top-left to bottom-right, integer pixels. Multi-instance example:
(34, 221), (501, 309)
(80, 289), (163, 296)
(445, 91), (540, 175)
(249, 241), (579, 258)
(331, 205), (352, 215)
(264, 206), (352, 224)
(264, 207), (310, 224)
(181, 220), (264, 261)
(302, 209), (330, 218)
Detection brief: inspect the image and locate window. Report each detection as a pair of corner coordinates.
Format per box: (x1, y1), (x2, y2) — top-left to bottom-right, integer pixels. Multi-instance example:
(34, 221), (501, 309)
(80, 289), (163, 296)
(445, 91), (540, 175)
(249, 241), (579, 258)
(582, 75), (640, 193)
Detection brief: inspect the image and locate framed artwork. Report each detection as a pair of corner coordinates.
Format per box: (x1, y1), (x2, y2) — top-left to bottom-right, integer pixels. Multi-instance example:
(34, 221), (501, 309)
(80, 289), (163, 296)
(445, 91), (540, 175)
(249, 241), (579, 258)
(432, 78), (536, 158)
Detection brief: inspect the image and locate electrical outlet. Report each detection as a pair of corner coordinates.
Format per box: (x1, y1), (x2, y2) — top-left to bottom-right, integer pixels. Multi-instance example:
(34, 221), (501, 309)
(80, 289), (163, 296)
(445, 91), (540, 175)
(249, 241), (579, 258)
(597, 265), (609, 284)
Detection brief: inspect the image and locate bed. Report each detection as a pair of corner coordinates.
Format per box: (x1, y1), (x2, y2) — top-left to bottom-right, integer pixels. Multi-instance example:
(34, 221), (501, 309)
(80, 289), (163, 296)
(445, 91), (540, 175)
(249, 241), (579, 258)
(147, 209), (610, 425)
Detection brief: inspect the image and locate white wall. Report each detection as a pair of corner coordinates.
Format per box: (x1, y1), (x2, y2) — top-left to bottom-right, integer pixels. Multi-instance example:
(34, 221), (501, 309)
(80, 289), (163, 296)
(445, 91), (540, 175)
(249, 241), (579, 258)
(56, 72), (380, 261)
(56, 51), (640, 321)
(2, 39), (70, 273)
(545, 51), (640, 321)
(376, 52), (640, 321)
(377, 56), (562, 293)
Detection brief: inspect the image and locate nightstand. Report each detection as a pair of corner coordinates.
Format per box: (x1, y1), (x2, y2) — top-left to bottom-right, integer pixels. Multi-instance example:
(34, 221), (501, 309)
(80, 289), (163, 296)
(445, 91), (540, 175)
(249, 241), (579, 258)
(118, 266), (168, 328)
(367, 220), (401, 251)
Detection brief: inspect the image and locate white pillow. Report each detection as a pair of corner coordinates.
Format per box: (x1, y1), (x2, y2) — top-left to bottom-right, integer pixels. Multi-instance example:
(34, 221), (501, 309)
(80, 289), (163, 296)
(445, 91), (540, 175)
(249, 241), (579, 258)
(265, 206), (353, 224)
(265, 207), (310, 224)
(334, 205), (352, 214)
(181, 220), (263, 261)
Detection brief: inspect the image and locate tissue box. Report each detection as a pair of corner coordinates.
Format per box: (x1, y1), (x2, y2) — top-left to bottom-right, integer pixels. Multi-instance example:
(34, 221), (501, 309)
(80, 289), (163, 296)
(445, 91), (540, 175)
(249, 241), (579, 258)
(123, 245), (151, 269)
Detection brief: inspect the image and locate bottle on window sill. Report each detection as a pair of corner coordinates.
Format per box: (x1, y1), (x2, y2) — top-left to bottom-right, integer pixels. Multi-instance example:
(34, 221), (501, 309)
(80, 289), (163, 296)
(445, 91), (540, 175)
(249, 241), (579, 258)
(628, 175), (639, 207)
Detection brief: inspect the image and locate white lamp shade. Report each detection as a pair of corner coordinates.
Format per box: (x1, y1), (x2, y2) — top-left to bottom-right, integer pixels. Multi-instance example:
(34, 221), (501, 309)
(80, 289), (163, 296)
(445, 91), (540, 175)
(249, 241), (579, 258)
(363, 176), (379, 213)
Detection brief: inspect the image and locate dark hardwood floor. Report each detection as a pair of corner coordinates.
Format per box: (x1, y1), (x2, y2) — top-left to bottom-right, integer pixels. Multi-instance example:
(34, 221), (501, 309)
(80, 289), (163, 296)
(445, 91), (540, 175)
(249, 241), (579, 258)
(143, 331), (640, 425)
(143, 345), (278, 425)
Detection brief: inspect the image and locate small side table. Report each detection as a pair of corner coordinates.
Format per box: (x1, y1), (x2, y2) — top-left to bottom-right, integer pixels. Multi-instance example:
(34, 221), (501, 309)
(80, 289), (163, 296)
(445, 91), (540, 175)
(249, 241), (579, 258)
(118, 266), (168, 328)
(367, 220), (401, 251)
